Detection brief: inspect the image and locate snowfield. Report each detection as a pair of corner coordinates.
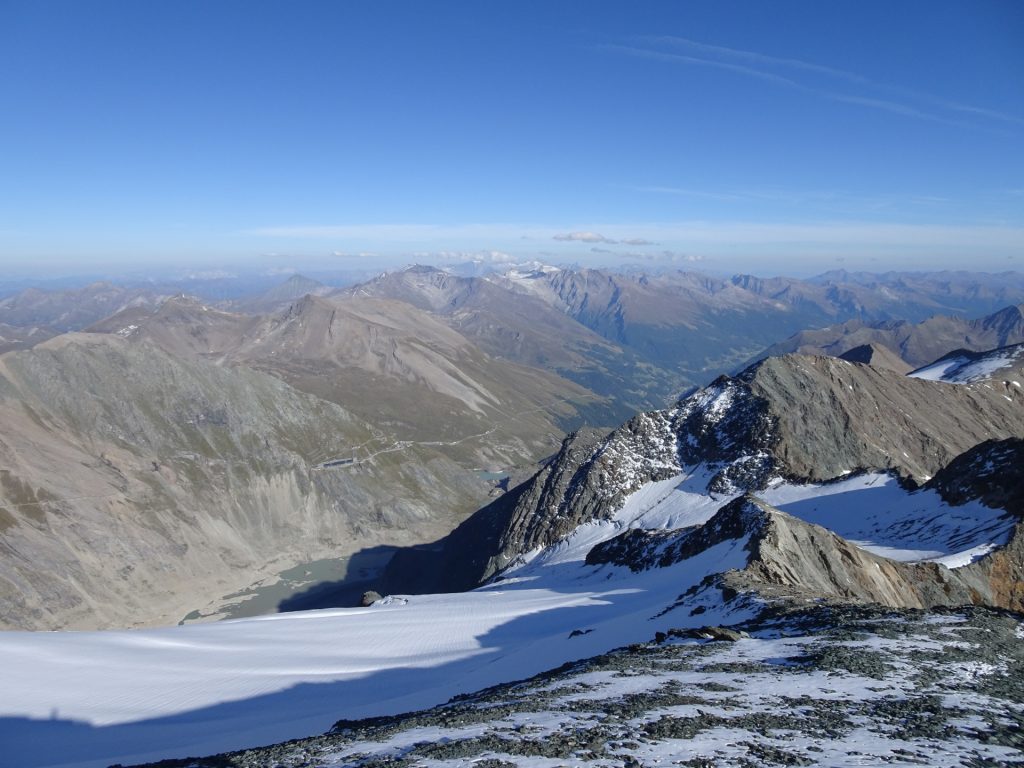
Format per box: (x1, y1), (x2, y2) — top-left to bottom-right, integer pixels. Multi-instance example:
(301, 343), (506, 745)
(909, 343), (1024, 383)
(0, 467), (1015, 767)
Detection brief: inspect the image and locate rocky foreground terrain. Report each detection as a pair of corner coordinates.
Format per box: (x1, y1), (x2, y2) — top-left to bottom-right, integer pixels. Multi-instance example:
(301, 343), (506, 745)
(131, 605), (1024, 768)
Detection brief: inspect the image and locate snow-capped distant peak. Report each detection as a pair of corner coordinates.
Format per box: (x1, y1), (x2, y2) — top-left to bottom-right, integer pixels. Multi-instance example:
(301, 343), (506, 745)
(501, 261), (561, 279)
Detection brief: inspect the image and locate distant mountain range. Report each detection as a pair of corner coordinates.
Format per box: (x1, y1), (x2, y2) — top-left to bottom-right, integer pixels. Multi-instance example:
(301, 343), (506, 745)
(0, 281), (167, 338)
(4, 266), (1024, 632)
(8, 266), (1024, 404)
(752, 303), (1024, 370)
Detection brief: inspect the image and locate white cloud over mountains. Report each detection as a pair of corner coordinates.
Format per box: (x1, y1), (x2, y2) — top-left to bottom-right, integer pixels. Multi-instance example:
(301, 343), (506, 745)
(553, 232), (659, 246)
(553, 231), (617, 244)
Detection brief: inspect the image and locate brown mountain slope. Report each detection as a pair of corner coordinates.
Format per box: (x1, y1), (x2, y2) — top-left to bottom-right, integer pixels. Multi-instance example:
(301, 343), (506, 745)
(92, 294), (604, 469)
(0, 333), (484, 630)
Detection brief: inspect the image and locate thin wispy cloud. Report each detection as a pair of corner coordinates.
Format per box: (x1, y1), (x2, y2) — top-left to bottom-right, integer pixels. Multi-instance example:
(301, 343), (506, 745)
(553, 231), (618, 244)
(424, 250), (517, 264)
(606, 37), (1023, 131)
(655, 36), (1024, 128)
(591, 246), (700, 263)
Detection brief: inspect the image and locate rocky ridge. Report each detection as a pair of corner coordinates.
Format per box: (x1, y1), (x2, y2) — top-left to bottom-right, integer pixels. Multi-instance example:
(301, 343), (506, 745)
(753, 302), (1024, 370)
(384, 353), (1024, 591)
(588, 491), (1017, 611)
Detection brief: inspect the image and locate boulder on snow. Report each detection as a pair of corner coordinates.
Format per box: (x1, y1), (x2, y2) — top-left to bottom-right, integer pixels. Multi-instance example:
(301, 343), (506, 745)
(360, 590), (383, 607)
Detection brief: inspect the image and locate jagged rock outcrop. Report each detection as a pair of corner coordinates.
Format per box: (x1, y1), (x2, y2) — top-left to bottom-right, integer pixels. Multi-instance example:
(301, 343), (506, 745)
(383, 353), (1024, 592)
(586, 495), (764, 572)
(589, 494), (1017, 612)
(718, 497), (981, 609)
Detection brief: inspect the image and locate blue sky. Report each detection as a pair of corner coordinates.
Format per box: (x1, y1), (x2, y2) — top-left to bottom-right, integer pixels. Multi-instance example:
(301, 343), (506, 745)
(1, 0), (1022, 277)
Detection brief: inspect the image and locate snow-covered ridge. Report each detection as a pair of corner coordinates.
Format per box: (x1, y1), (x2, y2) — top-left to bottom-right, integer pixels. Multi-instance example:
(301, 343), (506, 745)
(507, 468), (1012, 577)
(909, 342), (1024, 383)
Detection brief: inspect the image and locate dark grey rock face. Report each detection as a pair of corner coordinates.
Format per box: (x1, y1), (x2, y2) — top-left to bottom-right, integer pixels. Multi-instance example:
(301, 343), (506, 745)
(927, 437), (1024, 514)
(586, 494), (768, 572)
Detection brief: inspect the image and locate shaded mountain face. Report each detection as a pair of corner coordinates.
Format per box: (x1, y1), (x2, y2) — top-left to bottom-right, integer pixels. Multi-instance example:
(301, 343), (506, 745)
(837, 343), (912, 373)
(382, 352), (1024, 593)
(0, 334), (487, 630)
(752, 303), (1024, 370)
(926, 437), (1024, 512)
